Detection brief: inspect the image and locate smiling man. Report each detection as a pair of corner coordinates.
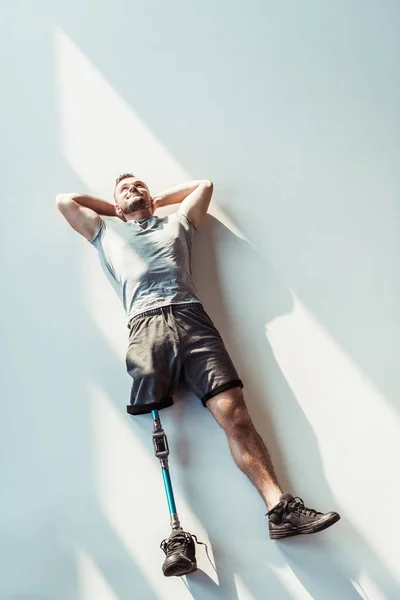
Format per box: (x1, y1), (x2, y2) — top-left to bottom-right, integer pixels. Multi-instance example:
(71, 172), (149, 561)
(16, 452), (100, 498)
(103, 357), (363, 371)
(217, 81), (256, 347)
(56, 174), (340, 576)
(114, 174), (155, 218)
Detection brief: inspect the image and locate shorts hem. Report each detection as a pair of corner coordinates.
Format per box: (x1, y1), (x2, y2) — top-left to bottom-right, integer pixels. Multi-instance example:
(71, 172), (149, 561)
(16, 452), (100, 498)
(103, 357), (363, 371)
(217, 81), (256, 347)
(126, 397), (174, 415)
(201, 380), (243, 407)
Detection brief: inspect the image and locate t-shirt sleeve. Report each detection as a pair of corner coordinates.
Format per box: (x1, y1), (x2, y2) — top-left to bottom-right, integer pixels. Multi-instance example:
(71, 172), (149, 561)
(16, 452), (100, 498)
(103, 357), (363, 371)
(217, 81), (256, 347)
(175, 211), (198, 232)
(88, 217), (106, 246)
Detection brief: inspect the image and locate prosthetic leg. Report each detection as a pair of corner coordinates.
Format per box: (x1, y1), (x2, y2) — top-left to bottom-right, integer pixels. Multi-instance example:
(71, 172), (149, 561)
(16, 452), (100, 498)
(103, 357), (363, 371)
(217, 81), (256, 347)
(152, 410), (198, 577)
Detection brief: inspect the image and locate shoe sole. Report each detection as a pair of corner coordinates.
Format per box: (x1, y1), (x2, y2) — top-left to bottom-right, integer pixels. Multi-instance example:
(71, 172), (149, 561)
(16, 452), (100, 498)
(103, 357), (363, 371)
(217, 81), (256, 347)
(163, 557), (197, 577)
(270, 513), (341, 540)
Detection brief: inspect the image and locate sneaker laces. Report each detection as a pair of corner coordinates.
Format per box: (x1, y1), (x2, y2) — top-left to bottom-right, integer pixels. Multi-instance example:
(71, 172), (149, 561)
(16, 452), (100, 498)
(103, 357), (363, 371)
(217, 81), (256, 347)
(160, 531), (216, 573)
(160, 531), (194, 555)
(266, 496), (321, 519)
(288, 497), (320, 518)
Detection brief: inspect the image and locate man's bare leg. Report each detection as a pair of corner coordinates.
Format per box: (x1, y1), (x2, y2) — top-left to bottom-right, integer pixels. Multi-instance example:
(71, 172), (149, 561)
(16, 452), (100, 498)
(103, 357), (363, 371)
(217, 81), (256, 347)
(206, 386), (283, 510)
(206, 386), (340, 538)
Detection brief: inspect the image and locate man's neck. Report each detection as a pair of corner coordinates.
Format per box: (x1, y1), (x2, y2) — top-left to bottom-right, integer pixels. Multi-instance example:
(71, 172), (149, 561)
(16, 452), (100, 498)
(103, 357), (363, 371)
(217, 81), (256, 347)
(125, 210), (154, 222)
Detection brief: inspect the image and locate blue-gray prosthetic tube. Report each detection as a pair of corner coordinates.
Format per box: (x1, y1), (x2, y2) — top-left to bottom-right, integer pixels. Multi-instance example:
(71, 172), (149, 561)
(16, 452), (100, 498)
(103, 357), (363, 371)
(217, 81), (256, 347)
(152, 410), (181, 530)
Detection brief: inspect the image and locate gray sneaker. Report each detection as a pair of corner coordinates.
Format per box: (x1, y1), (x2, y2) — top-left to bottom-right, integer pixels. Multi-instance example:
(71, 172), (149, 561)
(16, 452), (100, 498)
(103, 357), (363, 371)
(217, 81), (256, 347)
(267, 494), (341, 539)
(160, 529), (198, 577)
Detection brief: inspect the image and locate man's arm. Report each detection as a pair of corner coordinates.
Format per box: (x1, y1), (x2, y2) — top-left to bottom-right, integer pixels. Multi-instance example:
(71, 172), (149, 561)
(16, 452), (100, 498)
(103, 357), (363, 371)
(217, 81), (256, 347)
(56, 193), (118, 241)
(154, 179), (214, 229)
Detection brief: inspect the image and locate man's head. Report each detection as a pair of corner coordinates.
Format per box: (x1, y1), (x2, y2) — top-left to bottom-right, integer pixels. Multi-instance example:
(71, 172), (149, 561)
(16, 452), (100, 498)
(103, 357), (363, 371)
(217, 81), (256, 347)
(114, 173), (154, 219)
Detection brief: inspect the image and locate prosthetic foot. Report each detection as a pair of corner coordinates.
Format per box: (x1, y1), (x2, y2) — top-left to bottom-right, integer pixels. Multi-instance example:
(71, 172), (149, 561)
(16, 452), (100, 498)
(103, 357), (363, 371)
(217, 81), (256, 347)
(152, 410), (198, 577)
(160, 529), (197, 577)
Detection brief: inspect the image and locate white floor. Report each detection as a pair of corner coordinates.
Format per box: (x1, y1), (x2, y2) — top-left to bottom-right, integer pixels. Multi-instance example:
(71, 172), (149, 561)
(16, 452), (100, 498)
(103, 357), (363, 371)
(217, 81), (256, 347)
(1, 1), (399, 598)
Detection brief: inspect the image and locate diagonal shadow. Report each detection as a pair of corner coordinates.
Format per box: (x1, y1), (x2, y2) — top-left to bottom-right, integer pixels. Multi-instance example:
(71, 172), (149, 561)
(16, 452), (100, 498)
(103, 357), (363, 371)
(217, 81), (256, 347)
(51, 0), (400, 417)
(83, 212), (399, 598)
(177, 214), (399, 599)
(0, 5), (161, 597)
(2, 2), (398, 598)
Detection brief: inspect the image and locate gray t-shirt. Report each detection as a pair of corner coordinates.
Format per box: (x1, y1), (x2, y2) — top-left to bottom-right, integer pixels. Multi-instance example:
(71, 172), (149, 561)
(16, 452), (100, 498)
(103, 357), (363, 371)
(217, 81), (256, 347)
(89, 211), (202, 322)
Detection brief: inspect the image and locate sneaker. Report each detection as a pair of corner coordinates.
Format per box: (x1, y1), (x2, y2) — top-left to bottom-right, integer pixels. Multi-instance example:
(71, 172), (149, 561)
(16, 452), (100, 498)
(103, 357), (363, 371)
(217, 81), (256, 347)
(267, 493), (341, 539)
(160, 529), (197, 577)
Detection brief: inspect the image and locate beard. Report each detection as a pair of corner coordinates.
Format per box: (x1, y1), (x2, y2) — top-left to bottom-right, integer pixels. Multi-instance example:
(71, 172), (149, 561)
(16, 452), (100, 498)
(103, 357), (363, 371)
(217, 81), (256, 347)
(124, 194), (152, 215)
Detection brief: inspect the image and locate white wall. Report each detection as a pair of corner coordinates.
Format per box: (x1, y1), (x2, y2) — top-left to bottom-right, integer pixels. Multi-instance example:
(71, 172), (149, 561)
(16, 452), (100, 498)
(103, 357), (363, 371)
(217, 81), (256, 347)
(1, 1), (399, 598)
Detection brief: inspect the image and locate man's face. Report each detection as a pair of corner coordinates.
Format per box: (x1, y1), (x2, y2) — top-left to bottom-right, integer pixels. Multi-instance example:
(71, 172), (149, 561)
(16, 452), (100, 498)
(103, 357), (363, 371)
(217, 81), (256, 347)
(114, 176), (153, 215)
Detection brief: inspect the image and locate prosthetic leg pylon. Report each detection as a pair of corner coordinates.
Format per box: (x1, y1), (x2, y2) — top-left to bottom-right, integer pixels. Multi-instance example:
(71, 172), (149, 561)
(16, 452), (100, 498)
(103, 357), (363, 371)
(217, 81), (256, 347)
(152, 410), (198, 577)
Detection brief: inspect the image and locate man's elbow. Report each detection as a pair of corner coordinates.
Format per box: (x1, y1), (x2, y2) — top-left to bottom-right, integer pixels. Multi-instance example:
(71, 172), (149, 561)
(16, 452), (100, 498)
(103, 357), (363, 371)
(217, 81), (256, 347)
(56, 194), (76, 216)
(200, 180), (214, 197)
(56, 193), (74, 206)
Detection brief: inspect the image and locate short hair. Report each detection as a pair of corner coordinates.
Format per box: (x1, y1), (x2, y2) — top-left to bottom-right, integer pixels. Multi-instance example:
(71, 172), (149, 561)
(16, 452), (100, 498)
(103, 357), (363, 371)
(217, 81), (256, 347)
(115, 172), (135, 188)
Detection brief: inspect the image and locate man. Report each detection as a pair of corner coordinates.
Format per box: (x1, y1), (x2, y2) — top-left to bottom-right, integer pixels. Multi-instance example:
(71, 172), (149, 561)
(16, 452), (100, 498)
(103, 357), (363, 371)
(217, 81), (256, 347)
(56, 174), (340, 574)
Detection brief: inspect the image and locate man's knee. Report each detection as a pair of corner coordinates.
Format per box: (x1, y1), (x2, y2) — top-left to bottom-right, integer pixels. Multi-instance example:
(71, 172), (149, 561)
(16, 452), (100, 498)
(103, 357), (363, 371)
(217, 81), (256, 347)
(207, 387), (251, 432)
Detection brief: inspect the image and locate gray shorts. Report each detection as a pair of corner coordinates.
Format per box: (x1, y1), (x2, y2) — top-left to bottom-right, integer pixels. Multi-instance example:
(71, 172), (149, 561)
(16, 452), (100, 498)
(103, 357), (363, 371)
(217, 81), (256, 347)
(125, 302), (243, 415)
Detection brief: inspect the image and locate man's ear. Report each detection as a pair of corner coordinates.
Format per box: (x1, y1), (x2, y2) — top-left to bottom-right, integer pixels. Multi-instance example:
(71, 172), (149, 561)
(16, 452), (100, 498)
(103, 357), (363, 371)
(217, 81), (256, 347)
(115, 204), (127, 221)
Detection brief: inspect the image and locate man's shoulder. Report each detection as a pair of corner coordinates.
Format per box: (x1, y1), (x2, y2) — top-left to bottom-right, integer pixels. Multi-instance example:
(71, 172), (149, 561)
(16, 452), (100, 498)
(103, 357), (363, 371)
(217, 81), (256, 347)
(91, 216), (130, 243)
(103, 216), (130, 231)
